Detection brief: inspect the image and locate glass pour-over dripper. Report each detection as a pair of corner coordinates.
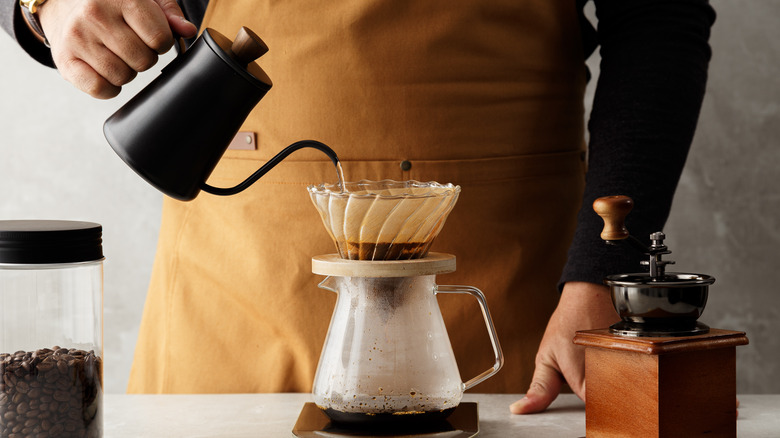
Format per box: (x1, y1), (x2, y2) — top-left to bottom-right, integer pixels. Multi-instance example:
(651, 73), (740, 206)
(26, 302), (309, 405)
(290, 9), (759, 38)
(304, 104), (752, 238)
(307, 180), (460, 260)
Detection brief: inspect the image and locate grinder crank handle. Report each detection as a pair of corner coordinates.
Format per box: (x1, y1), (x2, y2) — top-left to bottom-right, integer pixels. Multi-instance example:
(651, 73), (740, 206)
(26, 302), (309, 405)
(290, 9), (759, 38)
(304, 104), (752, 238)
(593, 195), (648, 253)
(593, 195), (633, 241)
(435, 285), (504, 391)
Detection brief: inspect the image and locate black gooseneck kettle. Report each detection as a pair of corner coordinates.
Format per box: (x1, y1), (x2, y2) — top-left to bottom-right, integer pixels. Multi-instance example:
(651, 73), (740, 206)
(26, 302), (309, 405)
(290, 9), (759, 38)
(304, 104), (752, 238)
(103, 27), (338, 201)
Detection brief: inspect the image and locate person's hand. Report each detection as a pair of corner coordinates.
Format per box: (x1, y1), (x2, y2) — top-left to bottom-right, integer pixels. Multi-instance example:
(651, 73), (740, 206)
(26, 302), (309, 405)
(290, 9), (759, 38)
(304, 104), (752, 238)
(37, 0), (198, 99)
(510, 281), (619, 414)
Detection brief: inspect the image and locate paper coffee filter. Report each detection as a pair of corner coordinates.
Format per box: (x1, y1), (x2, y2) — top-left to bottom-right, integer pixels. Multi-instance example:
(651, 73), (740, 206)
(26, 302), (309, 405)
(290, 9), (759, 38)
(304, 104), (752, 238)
(307, 180), (460, 260)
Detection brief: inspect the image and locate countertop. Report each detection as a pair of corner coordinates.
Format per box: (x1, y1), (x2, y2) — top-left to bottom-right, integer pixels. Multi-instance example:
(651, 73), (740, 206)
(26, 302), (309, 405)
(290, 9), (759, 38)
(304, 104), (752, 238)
(103, 393), (779, 437)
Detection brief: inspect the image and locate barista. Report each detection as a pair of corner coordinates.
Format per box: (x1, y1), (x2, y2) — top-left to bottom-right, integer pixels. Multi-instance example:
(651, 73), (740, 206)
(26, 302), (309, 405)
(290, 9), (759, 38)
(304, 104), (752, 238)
(1, 0), (715, 414)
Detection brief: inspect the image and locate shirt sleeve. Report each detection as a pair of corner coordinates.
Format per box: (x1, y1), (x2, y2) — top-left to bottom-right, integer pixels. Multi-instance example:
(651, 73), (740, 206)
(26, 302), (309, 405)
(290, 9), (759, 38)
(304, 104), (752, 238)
(0, 0), (54, 67)
(558, 0), (716, 290)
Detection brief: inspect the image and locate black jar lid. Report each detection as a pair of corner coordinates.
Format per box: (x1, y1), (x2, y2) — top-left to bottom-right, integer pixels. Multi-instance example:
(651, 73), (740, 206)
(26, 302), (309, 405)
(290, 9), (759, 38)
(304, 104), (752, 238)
(0, 220), (103, 264)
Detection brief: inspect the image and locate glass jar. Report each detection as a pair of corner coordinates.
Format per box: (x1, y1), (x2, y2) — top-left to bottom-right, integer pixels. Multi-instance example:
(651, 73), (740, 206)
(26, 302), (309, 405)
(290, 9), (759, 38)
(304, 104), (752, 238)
(0, 220), (103, 438)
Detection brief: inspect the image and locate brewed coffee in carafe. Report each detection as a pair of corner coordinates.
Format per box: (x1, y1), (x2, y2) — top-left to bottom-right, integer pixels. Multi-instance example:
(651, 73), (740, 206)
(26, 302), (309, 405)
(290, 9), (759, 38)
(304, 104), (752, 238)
(310, 253), (502, 427)
(313, 273), (461, 425)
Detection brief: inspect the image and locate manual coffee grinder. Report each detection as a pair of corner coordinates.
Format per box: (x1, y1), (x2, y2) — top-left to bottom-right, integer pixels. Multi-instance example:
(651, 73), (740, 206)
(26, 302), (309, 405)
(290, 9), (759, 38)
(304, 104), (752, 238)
(292, 180), (504, 437)
(574, 196), (748, 438)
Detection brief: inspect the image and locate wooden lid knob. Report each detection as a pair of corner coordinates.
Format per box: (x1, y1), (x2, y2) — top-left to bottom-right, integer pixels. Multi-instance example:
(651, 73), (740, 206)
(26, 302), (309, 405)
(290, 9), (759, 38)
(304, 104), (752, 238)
(230, 27), (268, 66)
(593, 195), (633, 241)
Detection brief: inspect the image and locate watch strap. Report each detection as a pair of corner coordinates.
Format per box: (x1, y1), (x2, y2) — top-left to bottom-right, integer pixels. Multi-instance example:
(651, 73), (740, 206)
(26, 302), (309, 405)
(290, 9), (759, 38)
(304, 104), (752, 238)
(20, 1), (50, 48)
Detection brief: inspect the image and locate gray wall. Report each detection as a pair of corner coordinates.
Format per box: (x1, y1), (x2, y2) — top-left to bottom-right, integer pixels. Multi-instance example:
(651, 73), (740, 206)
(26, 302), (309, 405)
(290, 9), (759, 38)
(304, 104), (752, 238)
(0, 38), (167, 393)
(1, 1), (778, 394)
(665, 1), (780, 394)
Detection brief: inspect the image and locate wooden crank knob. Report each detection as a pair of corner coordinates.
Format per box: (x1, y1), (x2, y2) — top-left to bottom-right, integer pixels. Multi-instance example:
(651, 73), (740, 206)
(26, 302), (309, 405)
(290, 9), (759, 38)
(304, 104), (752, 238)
(593, 195), (633, 241)
(230, 27), (269, 66)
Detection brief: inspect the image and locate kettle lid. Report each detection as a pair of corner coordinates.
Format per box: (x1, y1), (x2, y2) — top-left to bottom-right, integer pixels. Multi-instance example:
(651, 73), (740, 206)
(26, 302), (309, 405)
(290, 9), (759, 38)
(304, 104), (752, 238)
(202, 27), (273, 90)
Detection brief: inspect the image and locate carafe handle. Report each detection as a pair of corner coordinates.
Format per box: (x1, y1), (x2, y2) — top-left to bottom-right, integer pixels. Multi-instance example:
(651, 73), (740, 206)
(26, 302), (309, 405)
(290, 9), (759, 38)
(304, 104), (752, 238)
(435, 285), (504, 391)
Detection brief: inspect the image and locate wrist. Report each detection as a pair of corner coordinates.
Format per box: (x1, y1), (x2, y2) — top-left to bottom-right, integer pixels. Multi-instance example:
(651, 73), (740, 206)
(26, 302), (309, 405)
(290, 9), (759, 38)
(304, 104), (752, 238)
(560, 281), (610, 302)
(559, 281), (618, 324)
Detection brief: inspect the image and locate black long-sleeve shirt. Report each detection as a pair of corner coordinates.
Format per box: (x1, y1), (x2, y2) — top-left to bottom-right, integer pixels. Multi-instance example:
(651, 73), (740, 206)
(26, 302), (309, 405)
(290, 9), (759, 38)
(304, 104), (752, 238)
(0, 0), (716, 290)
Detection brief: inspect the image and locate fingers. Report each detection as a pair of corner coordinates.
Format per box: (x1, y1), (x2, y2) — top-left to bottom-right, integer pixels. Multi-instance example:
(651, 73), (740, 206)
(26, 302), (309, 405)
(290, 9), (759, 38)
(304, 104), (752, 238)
(121, 0), (176, 54)
(509, 282), (618, 415)
(60, 57), (122, 99)
(155, 0), (198, 38)
(37, 0), (197, 98)
(509, 360), (564, 415)
(101, 28), (159, 74)
(52, 19), (138, 99)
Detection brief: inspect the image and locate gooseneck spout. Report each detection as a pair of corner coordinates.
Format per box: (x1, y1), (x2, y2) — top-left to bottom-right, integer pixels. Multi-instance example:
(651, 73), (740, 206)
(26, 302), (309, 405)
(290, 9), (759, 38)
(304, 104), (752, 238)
(201, 140), (340, 196)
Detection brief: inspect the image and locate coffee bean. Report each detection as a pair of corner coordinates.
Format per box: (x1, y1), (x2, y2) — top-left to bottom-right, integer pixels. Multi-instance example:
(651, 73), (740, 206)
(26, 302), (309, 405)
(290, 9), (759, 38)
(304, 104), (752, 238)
(15, 401), (27, 415)
(14, 382), (28, 395)
(36, 361), (54, 373)
(26, 408), (39, 418)
(1, 347), (102, 438)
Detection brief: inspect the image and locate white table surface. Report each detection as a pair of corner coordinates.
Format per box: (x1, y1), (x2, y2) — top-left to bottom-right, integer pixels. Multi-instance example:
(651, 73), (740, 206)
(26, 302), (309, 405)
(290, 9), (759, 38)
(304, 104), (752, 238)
(103, 393), (779, 437)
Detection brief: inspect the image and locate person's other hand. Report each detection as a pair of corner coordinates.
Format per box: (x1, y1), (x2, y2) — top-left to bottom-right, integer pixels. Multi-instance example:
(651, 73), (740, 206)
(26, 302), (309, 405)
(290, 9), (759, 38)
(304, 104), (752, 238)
(510, 281), (619, 414)
(38, 0), (198, 99)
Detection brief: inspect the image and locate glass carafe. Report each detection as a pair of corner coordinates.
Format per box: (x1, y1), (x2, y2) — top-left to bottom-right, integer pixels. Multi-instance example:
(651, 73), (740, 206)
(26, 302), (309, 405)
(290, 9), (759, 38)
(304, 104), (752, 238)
(311, 253), (503, 426)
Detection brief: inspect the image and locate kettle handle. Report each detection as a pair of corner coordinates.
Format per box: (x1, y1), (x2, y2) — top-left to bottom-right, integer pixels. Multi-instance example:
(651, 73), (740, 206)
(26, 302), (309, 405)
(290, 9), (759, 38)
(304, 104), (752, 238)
(435, 285), (504, 391)
(201, 140), (340, 196)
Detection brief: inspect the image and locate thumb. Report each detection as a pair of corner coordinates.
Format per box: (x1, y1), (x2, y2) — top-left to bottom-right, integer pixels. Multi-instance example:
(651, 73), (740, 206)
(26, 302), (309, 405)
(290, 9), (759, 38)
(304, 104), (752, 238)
(155, 0), (198, 38)
(510, 362), (564, 415)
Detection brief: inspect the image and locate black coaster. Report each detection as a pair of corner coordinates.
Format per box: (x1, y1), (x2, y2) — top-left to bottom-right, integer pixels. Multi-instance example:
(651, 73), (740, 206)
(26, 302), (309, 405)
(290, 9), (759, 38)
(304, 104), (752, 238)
(292, 402), (479, 437)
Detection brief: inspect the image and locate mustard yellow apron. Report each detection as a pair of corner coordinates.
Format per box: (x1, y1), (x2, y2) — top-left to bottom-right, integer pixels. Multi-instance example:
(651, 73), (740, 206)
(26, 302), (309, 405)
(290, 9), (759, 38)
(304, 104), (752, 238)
(128, 0), (587, 394)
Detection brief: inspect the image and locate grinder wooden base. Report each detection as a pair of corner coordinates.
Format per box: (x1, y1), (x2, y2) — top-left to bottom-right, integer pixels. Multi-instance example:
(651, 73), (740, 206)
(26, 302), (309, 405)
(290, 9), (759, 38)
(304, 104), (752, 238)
(573, 328), (748, 438)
